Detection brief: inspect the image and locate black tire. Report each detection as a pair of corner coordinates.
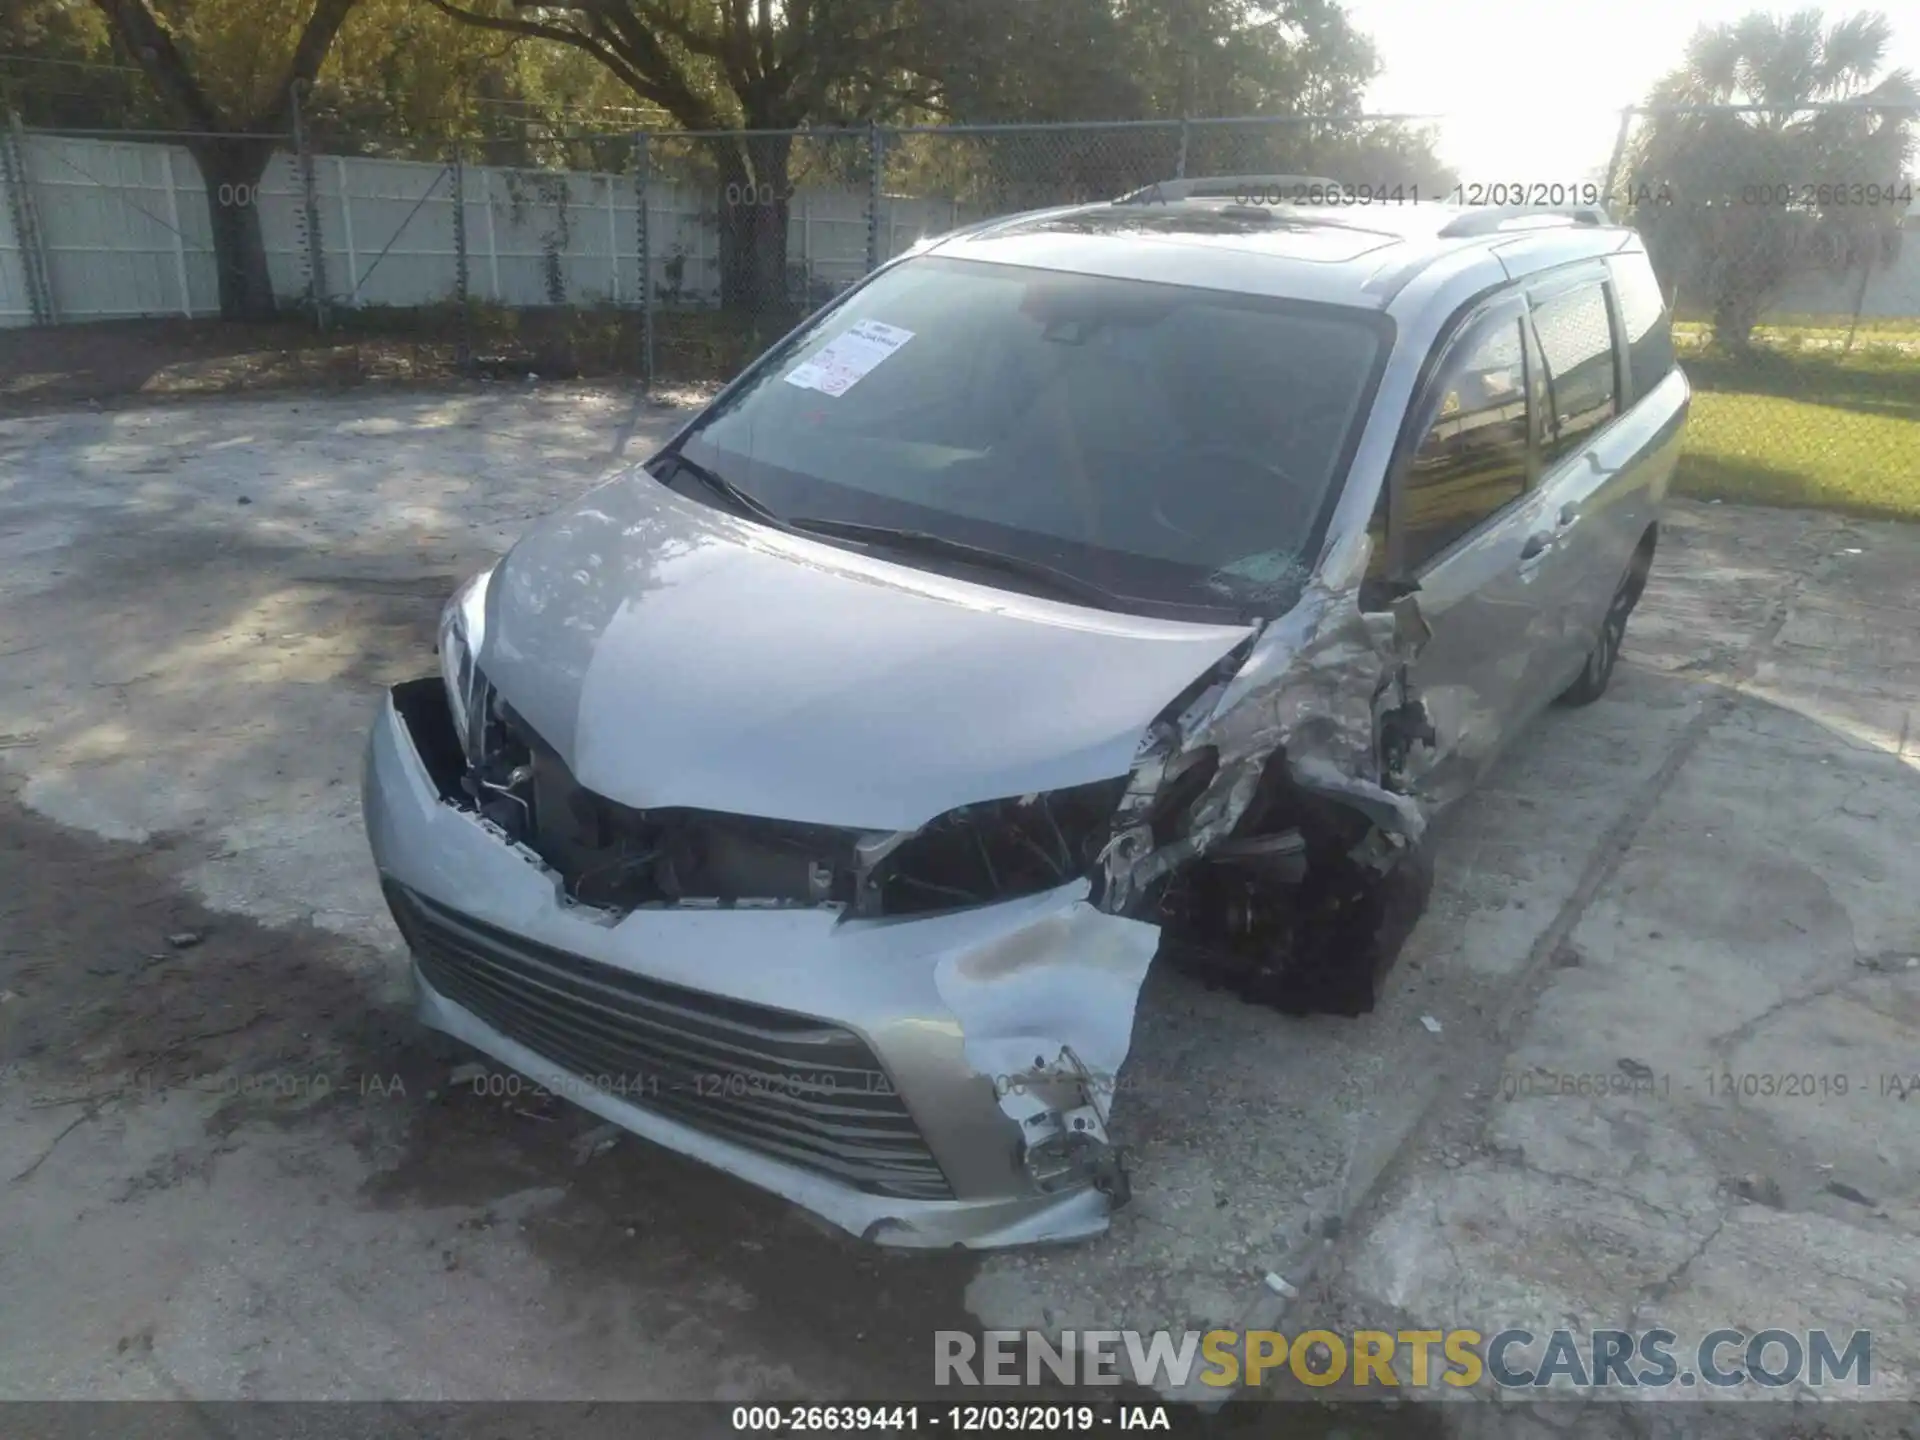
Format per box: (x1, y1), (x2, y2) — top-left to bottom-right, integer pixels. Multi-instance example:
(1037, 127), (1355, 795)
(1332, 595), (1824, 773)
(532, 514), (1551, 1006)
(1559, 545), (1652, 707)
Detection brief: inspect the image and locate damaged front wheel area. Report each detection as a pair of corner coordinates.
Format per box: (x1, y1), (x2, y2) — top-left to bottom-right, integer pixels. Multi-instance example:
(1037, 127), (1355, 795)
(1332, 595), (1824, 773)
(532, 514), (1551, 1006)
(1151, 791), (1434, 1017)
(1093, 580), (1440, 1021)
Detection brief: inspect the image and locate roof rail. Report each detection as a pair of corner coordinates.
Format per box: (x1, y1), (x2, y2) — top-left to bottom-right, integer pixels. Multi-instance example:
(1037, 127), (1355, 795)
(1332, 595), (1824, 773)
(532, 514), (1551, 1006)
(1113, 173), (1347, 205)
(1437, 203), (1612, 237)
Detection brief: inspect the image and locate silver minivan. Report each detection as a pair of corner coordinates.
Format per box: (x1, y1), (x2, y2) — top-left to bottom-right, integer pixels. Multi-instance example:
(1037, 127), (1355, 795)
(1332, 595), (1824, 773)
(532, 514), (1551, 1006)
(362, 179), (1688, 1249)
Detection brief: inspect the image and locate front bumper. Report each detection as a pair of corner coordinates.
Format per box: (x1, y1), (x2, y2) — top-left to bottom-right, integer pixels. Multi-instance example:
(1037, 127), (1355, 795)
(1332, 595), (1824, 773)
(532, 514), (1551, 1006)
(361, 682), (1159, 1248)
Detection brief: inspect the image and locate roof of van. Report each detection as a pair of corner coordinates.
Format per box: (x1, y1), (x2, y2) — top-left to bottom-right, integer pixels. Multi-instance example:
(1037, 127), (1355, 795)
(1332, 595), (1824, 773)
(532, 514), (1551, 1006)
(923, 196), (1639, 309)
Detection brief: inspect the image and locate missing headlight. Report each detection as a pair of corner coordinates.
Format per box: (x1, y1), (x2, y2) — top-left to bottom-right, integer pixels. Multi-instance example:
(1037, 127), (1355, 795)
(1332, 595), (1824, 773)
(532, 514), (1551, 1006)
(437, 692), (1129, 921)
(859, 778), (1128, 917)
(490, 713), (859, 910)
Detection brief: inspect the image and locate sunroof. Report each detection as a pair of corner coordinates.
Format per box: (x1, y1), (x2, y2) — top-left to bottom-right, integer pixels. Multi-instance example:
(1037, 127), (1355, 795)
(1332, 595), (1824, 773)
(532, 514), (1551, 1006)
(1026, 206), (1403, 261)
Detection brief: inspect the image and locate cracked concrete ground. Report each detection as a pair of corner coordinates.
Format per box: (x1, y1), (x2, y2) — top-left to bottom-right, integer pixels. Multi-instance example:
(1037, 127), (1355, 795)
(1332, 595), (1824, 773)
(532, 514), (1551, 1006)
(1324, 508), (1920, 1433)
(0, 388), (1913, 1429)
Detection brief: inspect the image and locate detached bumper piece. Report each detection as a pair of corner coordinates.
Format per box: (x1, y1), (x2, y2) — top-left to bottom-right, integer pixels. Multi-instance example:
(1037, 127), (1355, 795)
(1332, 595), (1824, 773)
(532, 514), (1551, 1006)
(383, 882), (953, 1201)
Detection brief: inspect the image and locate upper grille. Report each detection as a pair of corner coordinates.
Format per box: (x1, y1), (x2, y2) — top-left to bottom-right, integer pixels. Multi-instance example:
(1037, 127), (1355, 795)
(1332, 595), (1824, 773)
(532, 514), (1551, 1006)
(384, 883), (952, 1200)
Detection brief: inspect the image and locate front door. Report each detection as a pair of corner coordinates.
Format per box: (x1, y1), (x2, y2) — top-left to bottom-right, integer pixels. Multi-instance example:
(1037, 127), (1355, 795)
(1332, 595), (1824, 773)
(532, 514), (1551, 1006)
(1392, 296), (1566, 807)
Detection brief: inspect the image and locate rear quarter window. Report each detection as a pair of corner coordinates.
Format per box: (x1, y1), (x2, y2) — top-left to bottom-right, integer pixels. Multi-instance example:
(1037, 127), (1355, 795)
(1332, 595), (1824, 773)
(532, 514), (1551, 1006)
(1610, 254), (1676, 399)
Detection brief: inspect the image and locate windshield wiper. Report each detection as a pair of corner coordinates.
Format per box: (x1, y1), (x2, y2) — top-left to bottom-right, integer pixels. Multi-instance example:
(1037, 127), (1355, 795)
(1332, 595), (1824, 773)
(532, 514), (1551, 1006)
(652, 450), (788, 527)
(782, 517), (1136, 611)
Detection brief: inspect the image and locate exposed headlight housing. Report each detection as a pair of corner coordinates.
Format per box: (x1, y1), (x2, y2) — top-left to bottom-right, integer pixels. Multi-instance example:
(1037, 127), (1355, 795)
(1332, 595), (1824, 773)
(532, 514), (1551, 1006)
(853, 778), (1129, 917)
(437, 567), (493, 760)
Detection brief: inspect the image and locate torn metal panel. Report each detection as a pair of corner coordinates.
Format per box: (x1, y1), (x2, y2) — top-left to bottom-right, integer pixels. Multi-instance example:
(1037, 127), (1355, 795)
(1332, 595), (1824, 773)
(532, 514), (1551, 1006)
(407, 656), (1168, 1215)
(1091, 532), (1439, 1020)
(932, 895), (1160, 1201)
(391, 518), (1438, 1244)
(1197, 575), (1428, 843)
(1099, 534), (1434, 914)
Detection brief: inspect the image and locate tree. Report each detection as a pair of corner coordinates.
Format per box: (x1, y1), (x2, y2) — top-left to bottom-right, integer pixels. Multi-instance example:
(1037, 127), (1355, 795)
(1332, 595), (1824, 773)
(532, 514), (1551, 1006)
(307, 0), (662, 166)
(917, 0), (1449, 212)
(1120, 0), (1380, 120)
(1, 3), (164, 130)
(8, 0), (646, 166)
(423, 0), (1446, 311)
(422, 0), (946, 311)
(7, 1), (513, 156)
(1625, 9), (1918, 350)
(90, 0), (362, 319)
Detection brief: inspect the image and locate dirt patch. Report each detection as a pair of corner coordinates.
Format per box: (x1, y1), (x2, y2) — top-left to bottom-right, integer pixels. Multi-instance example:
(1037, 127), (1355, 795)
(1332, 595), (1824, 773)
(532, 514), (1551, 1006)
(0, 309), (751, 414)
(0, 787), (399, 1116)
(354, 1049), (991, 1398)
(0, 318), (476, 414)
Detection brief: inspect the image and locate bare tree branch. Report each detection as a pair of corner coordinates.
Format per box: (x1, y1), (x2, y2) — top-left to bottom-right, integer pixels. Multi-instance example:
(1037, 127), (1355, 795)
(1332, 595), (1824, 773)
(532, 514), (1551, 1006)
(539, 0), (730, 126)
(719, 0), (757, 97)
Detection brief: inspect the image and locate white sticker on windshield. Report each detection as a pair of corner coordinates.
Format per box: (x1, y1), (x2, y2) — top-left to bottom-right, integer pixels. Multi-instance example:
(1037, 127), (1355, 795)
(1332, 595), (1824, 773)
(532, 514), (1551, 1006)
(784, 320), (914, 397)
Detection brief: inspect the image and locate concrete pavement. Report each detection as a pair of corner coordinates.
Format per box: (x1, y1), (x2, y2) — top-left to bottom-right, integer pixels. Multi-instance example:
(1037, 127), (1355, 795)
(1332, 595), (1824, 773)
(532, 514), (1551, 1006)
(0, 389), (1911, 1428)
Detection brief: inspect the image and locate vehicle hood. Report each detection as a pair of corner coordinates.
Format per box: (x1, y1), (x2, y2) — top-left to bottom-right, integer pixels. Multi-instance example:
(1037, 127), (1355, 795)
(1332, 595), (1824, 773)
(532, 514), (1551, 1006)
(477, 468), (1256, 831)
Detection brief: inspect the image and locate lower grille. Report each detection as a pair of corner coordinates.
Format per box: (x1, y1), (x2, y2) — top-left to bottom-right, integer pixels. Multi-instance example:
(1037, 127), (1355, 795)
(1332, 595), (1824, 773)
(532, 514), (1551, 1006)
(384, 883), (952, 1200)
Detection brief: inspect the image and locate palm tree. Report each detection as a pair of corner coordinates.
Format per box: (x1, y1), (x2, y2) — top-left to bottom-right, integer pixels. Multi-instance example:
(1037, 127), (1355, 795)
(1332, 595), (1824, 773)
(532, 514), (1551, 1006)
(1624, 10), (1917, 350)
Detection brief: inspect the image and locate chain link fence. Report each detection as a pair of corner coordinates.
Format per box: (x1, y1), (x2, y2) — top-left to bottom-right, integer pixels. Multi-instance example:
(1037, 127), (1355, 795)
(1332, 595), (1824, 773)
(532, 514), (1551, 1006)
(1613, 103), (1918, 342)
(0, 111), (1522, 366)
(1606, 103), (1918, 518)
(634, 128), (879, 381)
(2, 103), (1915, 513)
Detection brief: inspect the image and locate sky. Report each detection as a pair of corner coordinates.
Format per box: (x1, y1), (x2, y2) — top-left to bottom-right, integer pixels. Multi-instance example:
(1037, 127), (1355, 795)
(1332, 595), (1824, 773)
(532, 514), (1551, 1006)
(1337, 0), (1920, 190)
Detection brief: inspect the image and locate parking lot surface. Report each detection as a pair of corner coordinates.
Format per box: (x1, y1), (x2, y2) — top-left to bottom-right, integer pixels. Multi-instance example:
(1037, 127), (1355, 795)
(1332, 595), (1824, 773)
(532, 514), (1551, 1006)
(1, 389), (1914, 1428)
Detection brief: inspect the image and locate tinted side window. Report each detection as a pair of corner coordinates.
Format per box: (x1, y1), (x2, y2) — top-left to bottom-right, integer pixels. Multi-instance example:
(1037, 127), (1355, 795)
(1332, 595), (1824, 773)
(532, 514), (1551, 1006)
(1611, 255), (1676, 398)
(1531, 283), (1618, 466)
(1402, 316), (1529, 569)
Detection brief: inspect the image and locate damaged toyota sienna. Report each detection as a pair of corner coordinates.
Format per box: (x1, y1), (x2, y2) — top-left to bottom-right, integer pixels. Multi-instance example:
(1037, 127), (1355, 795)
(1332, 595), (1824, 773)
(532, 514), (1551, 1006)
(362, 178), (1687, 1248)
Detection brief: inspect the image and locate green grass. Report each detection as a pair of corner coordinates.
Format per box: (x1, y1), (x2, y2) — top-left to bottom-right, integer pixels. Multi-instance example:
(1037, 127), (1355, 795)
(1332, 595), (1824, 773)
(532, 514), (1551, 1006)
(1672, 312), (1920, 348)
(1673, 337), (1920, 522)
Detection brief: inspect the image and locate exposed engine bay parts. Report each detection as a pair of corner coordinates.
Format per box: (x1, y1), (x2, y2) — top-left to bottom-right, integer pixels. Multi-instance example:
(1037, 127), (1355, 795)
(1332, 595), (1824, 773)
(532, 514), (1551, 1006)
(1097, 556), (1438, 1017)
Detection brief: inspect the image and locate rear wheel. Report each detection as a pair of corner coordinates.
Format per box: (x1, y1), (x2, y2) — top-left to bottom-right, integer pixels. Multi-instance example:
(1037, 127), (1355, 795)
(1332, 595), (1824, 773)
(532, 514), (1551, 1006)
(1559, 541), (1653, 707)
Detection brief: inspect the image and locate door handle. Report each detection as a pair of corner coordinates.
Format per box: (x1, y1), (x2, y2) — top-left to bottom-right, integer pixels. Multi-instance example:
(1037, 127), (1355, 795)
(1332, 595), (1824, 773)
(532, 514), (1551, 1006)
(1557, 502), (1580, 528)
(1519, 532), (1554, 562)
